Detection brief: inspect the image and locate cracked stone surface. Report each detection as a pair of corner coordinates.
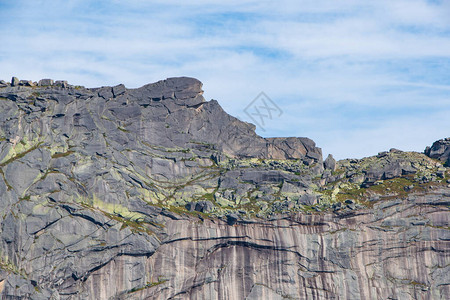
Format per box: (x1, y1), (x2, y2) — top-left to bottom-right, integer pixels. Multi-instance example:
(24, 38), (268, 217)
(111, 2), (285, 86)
(0, 77), (448, 299)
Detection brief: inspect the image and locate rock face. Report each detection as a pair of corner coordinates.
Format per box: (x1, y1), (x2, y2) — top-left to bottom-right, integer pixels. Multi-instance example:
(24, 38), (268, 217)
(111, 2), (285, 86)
(324, 154), (336, 171)
(137, 194), (449, 300)
(10, 77), (19, 87)
(0, 77), (449, 299)
(426, 138), (450, 166)
(38, 79), (54, 86)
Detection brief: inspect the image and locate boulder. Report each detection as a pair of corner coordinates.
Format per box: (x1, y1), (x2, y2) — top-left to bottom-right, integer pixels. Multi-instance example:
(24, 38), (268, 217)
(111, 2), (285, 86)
(324, 154), (336, 171)
(112, 84), (126, 97)
(195, 201), (214, 213)
(298, 194), (317, 205)
(267, 137), (323, 161)
(55, 80), (68, 88)
(38, 79), (54, 86)
(19, 80), (35, 87)
(226, 213), (239, 225)
(185, 201), (214, 213)
(425, 138), (450, 166)
(11, 77), (19, 86)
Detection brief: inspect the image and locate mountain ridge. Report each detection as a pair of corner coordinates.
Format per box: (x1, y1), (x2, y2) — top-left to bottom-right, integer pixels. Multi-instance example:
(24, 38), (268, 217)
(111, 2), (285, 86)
(0, 76), (448, 299)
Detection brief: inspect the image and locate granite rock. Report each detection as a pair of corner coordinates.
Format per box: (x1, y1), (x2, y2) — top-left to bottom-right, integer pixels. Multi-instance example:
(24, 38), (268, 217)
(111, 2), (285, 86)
(0, 77), (448, 299)
(38, 79), (54, 86)
(425, 138), (450, 166)
(11, 76), (19, 86)
(324, 154), (336, 171)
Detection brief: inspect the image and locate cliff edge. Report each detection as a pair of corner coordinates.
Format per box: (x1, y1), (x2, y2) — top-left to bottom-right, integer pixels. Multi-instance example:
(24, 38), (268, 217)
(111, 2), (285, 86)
(0, 77), (448, 299)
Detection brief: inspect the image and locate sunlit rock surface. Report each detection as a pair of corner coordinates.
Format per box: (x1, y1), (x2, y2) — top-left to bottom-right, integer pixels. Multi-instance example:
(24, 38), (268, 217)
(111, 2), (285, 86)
(0, 77), (448, 299)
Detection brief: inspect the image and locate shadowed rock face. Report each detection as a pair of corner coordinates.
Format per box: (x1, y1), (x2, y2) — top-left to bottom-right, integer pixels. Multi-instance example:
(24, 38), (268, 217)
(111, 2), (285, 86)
(426, 138), (450, 166)
(0, 77), (449, 299)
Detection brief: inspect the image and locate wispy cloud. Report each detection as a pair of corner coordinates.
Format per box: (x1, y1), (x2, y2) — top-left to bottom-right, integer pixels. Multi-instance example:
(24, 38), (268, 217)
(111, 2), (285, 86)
(1, 0), (449, 159)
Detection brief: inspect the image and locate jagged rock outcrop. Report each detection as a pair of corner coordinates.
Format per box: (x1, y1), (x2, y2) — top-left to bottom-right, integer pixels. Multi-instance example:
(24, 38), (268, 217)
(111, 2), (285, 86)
(323, 154), (336, 171)
(426, 138), (450, 166)
(0, 77), (448, 299)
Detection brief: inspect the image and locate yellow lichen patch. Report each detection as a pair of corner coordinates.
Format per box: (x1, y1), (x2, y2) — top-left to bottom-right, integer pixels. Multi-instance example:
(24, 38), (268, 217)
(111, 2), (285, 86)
(89, 195), (145, 222)
(72, 158), (94, 174)
(32, 199), (53, 215)
(138, 188), (159, 204)
(48, 144), (70, 156)
(0, 137), (43, 166)
(332, 177), (419, 205)
(127, 278), (168, 294)
(109, 168), (123, 181)
(77, 195), (156, 234)
(0, 254), (22, 276)
(215, 196), (235, 208)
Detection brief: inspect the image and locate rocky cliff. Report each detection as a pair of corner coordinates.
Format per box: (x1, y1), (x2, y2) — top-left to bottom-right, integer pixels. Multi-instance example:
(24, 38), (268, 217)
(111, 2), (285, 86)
(0, 77), (448, 299)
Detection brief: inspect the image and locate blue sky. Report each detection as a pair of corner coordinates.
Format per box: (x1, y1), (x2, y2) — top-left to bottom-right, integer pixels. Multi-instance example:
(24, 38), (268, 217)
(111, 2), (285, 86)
(1, 0), (450, 159)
